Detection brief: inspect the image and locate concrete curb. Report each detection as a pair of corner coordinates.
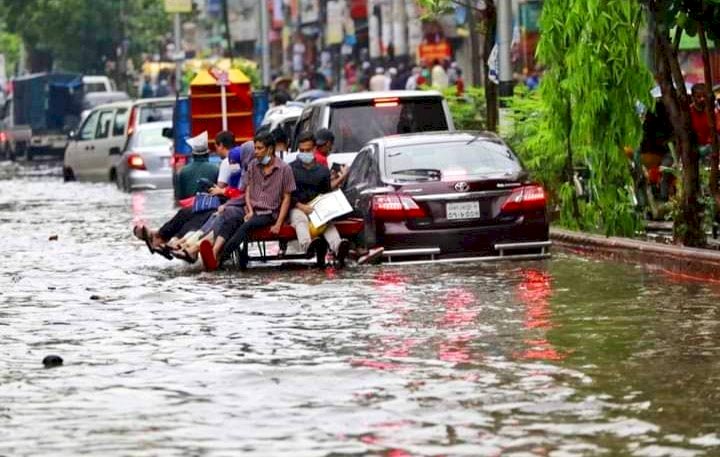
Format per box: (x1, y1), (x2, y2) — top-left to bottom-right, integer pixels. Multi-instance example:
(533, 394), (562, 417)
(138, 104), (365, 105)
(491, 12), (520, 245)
(550, 228), (720, 281)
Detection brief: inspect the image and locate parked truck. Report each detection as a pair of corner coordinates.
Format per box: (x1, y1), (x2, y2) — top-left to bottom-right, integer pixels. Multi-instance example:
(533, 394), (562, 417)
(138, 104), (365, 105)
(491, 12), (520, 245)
(2, 73), (84, 160)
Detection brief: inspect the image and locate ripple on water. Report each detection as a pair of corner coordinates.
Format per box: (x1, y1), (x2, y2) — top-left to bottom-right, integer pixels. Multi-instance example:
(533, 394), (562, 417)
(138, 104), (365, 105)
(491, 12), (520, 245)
(1, 174), (719, 456)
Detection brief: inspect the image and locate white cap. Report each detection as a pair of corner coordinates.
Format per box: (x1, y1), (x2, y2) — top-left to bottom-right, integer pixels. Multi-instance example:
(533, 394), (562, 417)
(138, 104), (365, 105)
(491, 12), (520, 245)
(186, 131), (209, 155)
(375, 67), (384, 74)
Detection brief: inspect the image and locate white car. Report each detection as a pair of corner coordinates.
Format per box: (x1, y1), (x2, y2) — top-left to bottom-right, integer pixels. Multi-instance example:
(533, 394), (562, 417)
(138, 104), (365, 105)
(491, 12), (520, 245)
(115, 121), (173, 192)
(83, 75), (116, 94)
(64, 97), (174, 182)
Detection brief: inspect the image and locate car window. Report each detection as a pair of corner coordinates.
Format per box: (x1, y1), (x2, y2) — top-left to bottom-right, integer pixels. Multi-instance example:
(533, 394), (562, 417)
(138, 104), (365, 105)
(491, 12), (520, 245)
(384, 139), (522, 182)
(113, 108), (128, 136)
(345, 148), (372, 190)
(95, 110), (114, 139)
(292, 110), (313, 150)
(137, 105), (173, 124)
(329, 98), (449, 152)
(85, 82), (107, 93)
(134, 127), (172, 148)
(79, 111), (100, 141)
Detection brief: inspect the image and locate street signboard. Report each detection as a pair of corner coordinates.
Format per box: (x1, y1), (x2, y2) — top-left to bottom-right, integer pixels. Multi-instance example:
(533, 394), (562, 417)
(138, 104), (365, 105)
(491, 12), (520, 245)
(164, 0), (192, 13)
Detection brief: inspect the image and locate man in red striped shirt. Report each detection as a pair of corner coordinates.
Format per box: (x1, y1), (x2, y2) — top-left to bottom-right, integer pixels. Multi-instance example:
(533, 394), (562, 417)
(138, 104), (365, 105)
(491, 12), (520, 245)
(199, 132), (296, 271)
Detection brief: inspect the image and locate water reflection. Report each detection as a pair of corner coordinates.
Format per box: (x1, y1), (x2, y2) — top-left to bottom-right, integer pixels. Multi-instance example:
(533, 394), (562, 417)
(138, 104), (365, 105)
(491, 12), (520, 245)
(515, 269), (568, 362)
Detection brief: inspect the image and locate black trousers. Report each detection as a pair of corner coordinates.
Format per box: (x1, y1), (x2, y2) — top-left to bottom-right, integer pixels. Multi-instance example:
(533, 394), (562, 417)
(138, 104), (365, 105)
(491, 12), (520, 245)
(158, 207), (214, 241)
(219, 214), (274, 263)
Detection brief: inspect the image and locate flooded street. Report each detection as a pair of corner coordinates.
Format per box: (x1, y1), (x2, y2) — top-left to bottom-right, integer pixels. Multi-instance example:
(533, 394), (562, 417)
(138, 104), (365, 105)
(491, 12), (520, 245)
(1, 162), (719, 456)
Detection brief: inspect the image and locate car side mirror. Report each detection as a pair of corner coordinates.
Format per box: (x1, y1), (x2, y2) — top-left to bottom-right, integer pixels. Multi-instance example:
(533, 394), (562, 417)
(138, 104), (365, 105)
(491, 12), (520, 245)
(67, 130), (77, 140)
(162, 127), (173, 139)
(109, 147), (121, 155)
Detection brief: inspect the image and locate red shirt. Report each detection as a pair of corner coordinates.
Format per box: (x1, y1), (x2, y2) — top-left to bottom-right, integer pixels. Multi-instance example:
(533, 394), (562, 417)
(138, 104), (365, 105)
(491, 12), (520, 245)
(690, 104), (720, 146)
(314, 150), (328, 168)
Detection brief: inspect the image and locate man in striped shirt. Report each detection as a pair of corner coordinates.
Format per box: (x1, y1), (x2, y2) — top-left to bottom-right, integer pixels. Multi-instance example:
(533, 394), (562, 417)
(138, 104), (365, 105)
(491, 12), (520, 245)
(199, 131), (296, 271)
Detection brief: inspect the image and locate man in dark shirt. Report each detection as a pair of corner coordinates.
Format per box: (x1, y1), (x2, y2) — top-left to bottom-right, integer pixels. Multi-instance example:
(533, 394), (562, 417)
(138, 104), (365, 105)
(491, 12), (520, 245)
(176, 131), (220, 199)
(199, 131), (296, 271)
(290, 132), (350, 266)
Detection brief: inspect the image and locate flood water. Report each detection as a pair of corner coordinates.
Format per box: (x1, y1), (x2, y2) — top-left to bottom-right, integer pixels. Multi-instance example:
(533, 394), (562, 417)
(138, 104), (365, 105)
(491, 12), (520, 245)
(1, 162), (719, 456)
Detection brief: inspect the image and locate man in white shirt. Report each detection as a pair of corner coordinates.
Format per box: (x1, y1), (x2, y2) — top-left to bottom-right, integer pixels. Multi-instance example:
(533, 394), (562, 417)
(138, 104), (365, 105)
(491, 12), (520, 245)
(369, 67), (388, 92)
(214, 130), (235, 188)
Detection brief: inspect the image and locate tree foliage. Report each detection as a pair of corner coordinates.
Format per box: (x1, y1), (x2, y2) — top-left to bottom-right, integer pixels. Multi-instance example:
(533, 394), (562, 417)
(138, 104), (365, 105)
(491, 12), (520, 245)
(0, 0), (171, 73)
(642, 0), (720, 246)
(526, 0), (653, 236)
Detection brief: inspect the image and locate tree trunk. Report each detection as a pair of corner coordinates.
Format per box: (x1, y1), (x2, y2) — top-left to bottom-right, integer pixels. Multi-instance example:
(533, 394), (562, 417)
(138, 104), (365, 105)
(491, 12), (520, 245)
(698, 18), (720, 210)
(651, 9), (705, 246)
(482, 1), (498, 132)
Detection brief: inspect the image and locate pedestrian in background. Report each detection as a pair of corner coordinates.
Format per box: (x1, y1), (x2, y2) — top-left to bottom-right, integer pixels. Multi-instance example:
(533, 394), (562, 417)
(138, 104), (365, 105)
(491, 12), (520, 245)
(369, 67), (388, 91)
(141, 76), (155, 98)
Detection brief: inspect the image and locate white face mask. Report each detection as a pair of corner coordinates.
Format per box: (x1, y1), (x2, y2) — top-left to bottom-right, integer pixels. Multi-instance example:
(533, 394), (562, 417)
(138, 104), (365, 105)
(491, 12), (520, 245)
(229, 163), (241, 171)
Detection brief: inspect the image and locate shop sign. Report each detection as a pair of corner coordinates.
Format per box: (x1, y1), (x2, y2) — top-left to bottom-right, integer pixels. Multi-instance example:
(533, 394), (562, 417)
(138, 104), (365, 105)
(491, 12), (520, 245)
(418, 40), (452, 62)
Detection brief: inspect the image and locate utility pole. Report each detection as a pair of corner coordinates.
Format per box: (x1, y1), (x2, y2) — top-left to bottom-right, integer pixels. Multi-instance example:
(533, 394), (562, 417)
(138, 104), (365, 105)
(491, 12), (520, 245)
(259, 0), (271, 87)
(173, 12), (183, 94)
(467, 0), (481, 86)
(497, 0), (513, 97)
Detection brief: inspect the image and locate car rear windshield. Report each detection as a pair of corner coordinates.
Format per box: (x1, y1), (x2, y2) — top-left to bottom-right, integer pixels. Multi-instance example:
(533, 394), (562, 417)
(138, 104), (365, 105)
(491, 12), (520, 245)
(135, 127), (171, 148)
(329, 98), (448, 152)
(138, 105), (173, 124)
(384, 139), (523, 182)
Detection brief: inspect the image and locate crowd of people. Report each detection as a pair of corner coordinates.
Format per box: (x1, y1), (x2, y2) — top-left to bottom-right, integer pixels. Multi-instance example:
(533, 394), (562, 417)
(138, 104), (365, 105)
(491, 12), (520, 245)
(282, 58), (465, 97)
(133, 127), (383, 271)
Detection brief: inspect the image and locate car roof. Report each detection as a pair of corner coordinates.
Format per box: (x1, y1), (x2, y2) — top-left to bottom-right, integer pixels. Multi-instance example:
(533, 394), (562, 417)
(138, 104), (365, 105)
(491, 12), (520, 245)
(305, 90), (444, 107)
(92, 96), (175, 109)
(373, 131), (503, 149)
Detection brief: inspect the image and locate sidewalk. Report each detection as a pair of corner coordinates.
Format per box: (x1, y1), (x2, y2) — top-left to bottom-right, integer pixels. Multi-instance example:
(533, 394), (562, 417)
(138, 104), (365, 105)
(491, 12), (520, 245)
(551, 227), (720, 282)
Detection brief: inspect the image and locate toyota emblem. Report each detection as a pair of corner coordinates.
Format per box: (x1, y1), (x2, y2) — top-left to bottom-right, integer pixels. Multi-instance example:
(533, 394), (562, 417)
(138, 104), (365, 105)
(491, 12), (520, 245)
(454, 182), (469, 192)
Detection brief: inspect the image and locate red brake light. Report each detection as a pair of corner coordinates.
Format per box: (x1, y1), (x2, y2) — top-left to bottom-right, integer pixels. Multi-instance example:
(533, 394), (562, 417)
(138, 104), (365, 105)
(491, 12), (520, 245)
(501, 185), (546, 213)
(127, 153), (146, 170)
(373, 194), (427, 220)
(0, 132), (6, 142)
(374, 97), (399, 107)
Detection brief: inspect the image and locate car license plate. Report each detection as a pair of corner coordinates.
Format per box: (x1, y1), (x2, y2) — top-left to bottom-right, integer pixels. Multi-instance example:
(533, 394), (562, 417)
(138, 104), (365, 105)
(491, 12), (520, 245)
(447, 201), (480, 220)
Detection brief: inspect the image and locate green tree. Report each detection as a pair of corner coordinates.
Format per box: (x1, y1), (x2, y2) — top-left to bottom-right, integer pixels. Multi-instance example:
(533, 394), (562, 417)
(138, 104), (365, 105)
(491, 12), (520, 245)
(0, 0), (170, 75)
(528, 0), (653, 236)
(642, 0), (720, 247)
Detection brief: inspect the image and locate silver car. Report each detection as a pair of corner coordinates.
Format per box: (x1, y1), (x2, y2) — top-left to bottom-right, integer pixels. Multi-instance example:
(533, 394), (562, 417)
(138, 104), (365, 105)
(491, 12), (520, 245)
(115, 121), (172, 192)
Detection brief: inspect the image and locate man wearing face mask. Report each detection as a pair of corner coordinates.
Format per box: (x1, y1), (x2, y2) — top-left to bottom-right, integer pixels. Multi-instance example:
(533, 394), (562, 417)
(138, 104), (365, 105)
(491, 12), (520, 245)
(199, 131), (296, 271)
(289, 131), (351, 267)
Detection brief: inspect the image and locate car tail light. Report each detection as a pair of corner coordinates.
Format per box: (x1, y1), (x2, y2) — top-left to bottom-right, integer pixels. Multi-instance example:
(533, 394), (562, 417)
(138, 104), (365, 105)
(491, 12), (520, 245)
(501, 185), (546, 213)
(0, 132), (6, 142)
(127, 153), (146, 170)
(374, 97), (399, 107)
(372, 194), (427, 221)
(170, 153), (188, 169)
(126, 106), (137, 137)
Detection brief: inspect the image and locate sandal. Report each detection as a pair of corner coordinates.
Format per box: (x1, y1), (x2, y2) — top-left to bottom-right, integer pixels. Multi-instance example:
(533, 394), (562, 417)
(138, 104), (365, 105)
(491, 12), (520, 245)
(171, 248), (197, 264)
(133, 225), (156, 256)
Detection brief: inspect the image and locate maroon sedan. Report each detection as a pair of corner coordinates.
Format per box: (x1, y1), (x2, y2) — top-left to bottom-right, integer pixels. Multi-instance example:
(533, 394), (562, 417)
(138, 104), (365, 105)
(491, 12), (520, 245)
(342, 132), (551, 262)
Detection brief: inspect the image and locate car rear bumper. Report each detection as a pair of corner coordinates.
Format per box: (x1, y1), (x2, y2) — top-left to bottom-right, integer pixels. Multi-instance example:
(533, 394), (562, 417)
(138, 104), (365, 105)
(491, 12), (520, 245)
(129, 170), (172, 191)
(379, 216), (550, 261)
